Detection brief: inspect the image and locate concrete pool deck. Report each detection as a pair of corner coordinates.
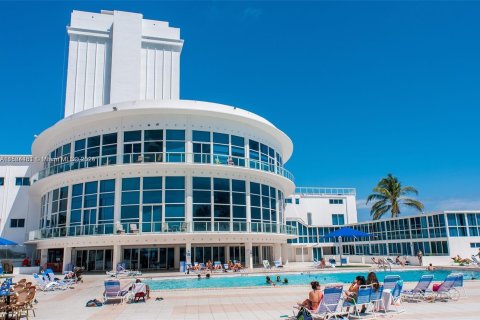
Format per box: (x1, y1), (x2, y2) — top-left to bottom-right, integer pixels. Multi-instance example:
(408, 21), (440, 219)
(9, 266), (477, 320)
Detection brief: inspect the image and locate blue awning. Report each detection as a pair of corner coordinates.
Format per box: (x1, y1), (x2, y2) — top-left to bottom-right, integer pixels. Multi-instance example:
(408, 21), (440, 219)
(0, 237), (18, 246)
(323, 227), (372, 239)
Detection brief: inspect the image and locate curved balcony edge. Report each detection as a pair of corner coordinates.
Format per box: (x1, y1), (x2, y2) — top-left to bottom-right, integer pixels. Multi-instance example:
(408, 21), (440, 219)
(32, 153), (294, 183)
(27, 222), (297, 241)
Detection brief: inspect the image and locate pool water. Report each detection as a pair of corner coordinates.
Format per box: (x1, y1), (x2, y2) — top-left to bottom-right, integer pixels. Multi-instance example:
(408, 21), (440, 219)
(145, 269), (480, 290)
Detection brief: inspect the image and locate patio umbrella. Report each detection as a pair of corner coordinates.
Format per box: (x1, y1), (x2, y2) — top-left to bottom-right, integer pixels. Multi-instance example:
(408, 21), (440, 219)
(0, 237), (18, 260)
(323, 227), (373, 266)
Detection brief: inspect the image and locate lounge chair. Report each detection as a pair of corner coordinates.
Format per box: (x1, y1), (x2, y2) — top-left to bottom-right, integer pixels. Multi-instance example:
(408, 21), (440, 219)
(328, 259), (336, 268)
(106, 262), (142, 277)
(274, 260), (284, 268)
(263, 260), (271, 269)
(32, 273), (64, 291)
(342, 284), (374, 318)
(103, 279), (129, 304)
(45, 268), (76, 286)
(312, 258), (321, 268)
(311, 284), (349, 319)
(383, 275), (400, 291)
(425, 274), (460, 302)
(130, 224), (139, 234)
(471, 255), (480, 265)
(223, 263), (230, 272)
(213, 261), (223, 271)
(402, 274), (434, 301)
(368, 284), (384, 314)
(451, 273), (466, 296)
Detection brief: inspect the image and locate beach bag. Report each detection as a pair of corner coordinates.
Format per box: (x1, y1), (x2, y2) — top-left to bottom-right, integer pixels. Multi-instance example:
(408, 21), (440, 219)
(296, 307), (313, 320)
(432, 283), (441, 292)
(86, 299), (103, 307)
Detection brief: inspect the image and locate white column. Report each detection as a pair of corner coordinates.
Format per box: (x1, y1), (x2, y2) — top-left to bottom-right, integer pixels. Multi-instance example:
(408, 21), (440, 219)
(258, 245), (263, 263)
(112, 244), (122, 270)
(185, 173), (193, 232)
(281, 243), (288, 264)
(246, 242), (253, 269)
(174, 246), (180, 269)
(274, 243), (282, 263)
(186, 242), (192, 265)
(40, 249), (48, 267)
(246, 180), (251, 232)
(114, 177), (122, 226)
(225, 245), (230, 263)
(62, 247), (72, 272)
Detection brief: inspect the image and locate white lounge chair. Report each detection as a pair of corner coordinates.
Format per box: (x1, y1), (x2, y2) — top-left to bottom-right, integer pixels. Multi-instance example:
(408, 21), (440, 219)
(33, 273), (64, 291)
(262, 260), (271, 269)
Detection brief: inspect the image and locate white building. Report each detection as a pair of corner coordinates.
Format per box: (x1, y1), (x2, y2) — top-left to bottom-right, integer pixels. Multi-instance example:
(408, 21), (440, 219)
(0, 10), (478, 271)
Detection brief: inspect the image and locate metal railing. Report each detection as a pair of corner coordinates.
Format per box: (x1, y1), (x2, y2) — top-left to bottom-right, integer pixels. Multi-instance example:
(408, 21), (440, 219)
(34, 153), (294, 182)
(28, 221), (297, 240)
(295, 187), (356, 196)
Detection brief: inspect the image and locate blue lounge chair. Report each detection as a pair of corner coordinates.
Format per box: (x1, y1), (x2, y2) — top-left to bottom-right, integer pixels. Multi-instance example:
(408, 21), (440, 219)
(451, 273), (466, 296)
(368, 284), (384, 314)
(311, 284), (349, 319)
(343, 285), (373, 318)
(103, 279), (129, 304)
(402, 274), (434, 301)
(383, 275), (400, 291)
(425, 274), (460, 301)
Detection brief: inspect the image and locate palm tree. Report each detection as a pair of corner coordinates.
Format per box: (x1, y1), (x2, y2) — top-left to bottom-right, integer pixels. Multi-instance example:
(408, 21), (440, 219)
(366, 174), (424, 220)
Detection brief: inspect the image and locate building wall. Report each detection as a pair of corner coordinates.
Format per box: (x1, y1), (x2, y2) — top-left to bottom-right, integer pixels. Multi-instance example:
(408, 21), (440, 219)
(0, 158), (39, 245)
(64, 10), (183, 117)
(284, 190), (358, 226)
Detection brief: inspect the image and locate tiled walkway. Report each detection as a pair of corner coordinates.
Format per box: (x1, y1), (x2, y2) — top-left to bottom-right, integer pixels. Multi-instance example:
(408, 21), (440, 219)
(22, 274), (480, 320)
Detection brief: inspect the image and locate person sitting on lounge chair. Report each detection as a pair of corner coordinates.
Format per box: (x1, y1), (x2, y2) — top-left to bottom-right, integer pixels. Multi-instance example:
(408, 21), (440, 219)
(396, 256), (405, 267)
(233, 261), (243, 271)
(206, 260), (213, 270)
(297, 281), (323, 311)
(320, 258), (326, 269)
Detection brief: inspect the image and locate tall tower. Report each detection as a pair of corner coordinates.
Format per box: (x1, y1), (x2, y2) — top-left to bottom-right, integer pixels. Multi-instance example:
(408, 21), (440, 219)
(64, 10), (183, 117)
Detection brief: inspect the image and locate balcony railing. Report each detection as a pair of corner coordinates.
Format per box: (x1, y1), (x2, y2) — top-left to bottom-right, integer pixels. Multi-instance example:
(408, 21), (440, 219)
(34, 153), (294, 183)
(295, 187), (356, 196)
(28, 222), (297, 240)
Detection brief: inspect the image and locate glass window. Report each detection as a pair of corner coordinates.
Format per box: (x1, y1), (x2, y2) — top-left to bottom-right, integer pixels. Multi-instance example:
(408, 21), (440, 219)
(166, 130), (185, 140)
(193, 130), (210, 142)
(193, 177), (210, 190)
(10, 218), (25, 228)
(122, 178), (140, 191)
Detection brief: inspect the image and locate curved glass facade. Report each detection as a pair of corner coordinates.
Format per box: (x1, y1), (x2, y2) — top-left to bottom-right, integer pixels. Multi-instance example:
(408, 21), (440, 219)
(36, 129), (293, 182)
(32, 176), (293, 239)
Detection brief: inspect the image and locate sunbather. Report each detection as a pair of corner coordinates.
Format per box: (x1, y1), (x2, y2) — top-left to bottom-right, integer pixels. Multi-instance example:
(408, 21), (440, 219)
(297, 281), (323, 311)
(319, 258), (326, 269)
(344, 275), (365, 303)
(396, 256), (405, 267)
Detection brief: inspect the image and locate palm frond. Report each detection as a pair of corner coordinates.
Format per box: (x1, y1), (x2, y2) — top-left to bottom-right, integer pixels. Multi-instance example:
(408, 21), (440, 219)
(402, 198), (424, 212)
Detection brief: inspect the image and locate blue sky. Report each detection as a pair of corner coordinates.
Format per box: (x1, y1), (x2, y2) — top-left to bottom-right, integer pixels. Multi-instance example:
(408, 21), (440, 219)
(1, 1), (480, 221)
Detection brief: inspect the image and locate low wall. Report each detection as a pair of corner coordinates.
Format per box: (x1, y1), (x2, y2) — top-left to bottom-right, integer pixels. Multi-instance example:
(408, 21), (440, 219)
(13, 266), (40, 275)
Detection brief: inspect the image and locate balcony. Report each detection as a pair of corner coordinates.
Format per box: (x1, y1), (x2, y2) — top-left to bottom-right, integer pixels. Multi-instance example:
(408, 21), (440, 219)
(295, 187), (356, 196)
(28, 222), (297, 240)
(33, 153), (294, 183)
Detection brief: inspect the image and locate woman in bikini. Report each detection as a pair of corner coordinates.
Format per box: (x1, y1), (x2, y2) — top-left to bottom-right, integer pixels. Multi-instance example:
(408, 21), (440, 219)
(297, 281), (323, 311)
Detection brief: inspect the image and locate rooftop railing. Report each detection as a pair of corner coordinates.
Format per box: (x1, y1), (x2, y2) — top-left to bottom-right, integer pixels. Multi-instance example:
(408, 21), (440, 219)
(28, 222), (297, 240)
(295, 187), (356, 196)
(34, 153), (294, 183)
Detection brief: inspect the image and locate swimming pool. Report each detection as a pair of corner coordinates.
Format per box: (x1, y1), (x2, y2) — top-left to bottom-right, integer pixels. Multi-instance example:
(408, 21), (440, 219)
(145, 269), (480, 290)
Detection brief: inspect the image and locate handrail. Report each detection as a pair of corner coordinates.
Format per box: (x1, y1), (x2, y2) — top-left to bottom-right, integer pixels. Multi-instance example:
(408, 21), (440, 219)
(34, 152), (294, 183)
(28, 222), (297, 240)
